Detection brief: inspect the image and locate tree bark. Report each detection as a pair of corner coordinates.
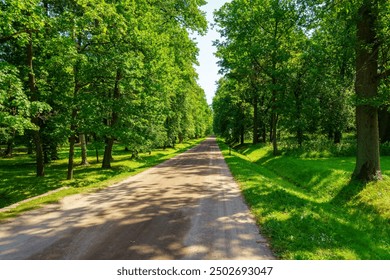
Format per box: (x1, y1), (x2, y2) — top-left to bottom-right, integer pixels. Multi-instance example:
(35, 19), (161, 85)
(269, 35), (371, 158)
(252, 94), (259, 144)
(102, 137), (114, 169)
(80, 133), (89, 165)
(3, 139), (14, 158)
(294, 90), (303, 146)
(353, 1), (382, 181)
(102, 70), (121, 169)
(334, 130), (342, 144)
(43, 142), (51, 164)
(261, 126), (267, 143)
(27, 139), (33, 155)
(67, 133), (76, 180)
(297, 128), (304, 147)
(50, 143), (59, 160)
(271, 78), (279, 155)
(67, 56), (80, 180)
(27, 32), (44, 177)
(271, 111), (278, 155)
(240, 126), (245, 145)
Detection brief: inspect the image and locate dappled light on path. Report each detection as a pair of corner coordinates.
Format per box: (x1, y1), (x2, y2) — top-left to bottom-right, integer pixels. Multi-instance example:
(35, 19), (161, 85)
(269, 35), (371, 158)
(0, 137), (274, 260)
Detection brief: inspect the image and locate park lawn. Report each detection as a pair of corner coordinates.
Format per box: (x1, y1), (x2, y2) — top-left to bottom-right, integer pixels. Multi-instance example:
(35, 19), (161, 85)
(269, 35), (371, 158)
(0, 138), (204, 220)
(218, 140), (390, 260)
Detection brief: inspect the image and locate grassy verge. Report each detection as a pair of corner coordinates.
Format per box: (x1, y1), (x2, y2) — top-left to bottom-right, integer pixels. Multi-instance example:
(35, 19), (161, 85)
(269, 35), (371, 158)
(0, 138), (204, 220)
(217, 139), (390, 260)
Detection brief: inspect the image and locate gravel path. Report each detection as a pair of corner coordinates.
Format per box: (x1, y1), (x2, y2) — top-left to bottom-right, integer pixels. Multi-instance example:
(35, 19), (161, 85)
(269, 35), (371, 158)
(0, 137), (274, 260)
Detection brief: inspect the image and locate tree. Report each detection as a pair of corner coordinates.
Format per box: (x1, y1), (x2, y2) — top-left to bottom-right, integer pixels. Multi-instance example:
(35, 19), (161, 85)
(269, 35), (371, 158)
(0, 0), (51, 176)
(1, 0), (211, 180)
(215, 0), (307, 153)
(0, 64), (34, 157)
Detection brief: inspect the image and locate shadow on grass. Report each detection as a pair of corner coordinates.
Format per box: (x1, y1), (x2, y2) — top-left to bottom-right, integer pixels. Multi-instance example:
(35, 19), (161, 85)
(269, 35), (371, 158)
(218, 140), (390, 259)
(331, 179), (366, 204)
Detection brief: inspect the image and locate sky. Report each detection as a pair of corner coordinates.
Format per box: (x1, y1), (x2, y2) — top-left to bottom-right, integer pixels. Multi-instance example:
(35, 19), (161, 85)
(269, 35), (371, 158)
(193, 0), (230, 105)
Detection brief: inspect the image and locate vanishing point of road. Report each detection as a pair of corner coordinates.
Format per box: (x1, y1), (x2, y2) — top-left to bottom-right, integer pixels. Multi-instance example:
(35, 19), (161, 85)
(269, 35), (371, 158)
(0, 137), (274, 260)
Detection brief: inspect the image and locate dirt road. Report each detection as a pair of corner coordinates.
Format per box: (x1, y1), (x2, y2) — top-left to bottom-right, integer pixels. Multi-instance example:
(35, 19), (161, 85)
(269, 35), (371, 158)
(0, 137), (274, 260)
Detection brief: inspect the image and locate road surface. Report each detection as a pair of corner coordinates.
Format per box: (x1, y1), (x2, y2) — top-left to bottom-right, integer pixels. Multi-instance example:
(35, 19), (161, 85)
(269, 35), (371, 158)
(0, 137), (274, 260)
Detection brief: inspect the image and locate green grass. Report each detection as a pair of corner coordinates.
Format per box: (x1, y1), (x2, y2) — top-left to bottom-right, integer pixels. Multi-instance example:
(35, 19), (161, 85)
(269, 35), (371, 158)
(0, 138), (204, 220)
(218, 140), (390, 260)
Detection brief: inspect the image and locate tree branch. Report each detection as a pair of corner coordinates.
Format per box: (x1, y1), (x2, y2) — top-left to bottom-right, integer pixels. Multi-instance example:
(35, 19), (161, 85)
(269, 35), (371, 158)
(0, 30), (39, 44)
(378, 69), (390, 80)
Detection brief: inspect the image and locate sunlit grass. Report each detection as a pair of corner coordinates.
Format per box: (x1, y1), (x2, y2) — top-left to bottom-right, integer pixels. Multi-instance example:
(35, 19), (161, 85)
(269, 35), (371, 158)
(218, 139), (390, 260)
(0, 138), (204, 220)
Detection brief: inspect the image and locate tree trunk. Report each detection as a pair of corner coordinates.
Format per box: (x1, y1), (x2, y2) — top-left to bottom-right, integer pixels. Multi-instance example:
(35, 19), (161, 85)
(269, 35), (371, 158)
(271, 82), (279, 155)
(178, 133), (184, 143)
(334, 130), (342, 144)
(27, 32), (44, 177)
(3, 139), (13, 158)
(27, 140), (33, 155)
(50, 143), (59, 160)
(271, 112), (278, 155)
(353, 1), (382, 181)
(32, 130), (44, 176)
(240, 126), (245, 145)
(297, 128), (304, 147)
(67, 82), (78, 180)
(262, 126), (267, 143)
(43, 142), (51, 164)
(252, 95), (259, 144)
(80, 133), (89, 165)
(101, 70), (121, 169)
(102, 137), (114, 169)
(67, 134), (76, 180)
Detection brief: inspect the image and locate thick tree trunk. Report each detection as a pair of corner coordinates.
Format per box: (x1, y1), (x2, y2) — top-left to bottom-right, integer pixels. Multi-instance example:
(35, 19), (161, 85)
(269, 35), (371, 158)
(27, 32), (44, 177)
(353, 1), (382, 181)
(32, 130), (44, 176)
(80, 133), (89, 165)
(102, 137), (114, 169)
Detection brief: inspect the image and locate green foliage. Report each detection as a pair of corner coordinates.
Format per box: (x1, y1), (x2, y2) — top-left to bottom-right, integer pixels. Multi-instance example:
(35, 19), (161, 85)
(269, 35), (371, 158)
(213, 0), (390, 181)
(219, 139), (390, 259)
(0, 63), (34, 133)
(1, 0), (211, 176)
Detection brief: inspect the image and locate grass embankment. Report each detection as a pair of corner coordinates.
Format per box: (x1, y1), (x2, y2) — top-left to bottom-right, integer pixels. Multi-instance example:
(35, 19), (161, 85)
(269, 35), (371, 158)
(0, 138), (204, 220)
(218, 140), (390, 260)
